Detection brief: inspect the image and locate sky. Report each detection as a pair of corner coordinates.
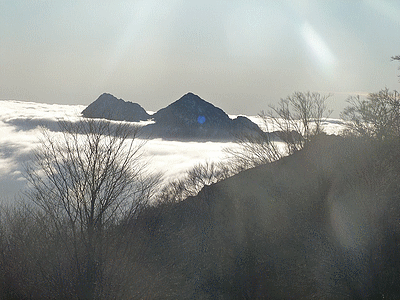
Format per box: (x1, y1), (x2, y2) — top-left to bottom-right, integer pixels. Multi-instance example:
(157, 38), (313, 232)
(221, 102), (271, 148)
(1, 0), (399, 117)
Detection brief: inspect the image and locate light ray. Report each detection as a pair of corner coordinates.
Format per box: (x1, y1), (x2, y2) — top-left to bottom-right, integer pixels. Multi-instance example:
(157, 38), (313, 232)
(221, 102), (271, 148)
(301, 22), (336, 77)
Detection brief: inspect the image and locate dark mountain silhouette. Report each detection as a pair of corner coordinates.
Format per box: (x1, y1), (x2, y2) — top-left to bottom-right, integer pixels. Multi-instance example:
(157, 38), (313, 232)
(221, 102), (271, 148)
(135, 134), (400, 298)
(152, 92), (232, 128)
(144, 92), (263, 140)
(82, 92), (264, 141)
(82, 93), (150, 122)
(231, 115), (263, 132)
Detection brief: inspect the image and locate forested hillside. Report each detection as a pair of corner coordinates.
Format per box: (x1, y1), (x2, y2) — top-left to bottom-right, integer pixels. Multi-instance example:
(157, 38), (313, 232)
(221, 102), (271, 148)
(2, 89), (400, 299)
(133, 134), (400, 298)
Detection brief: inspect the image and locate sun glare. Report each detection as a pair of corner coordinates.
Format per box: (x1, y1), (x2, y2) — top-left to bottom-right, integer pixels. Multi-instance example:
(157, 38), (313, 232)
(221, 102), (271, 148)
(301, 22), (336, 78)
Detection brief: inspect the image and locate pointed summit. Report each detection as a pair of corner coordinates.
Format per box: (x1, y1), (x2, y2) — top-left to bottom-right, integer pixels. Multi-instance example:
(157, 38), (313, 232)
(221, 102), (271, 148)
(81, 92), (263, 141)
(82, 93), (150, 122)
(152, 93), (231, 128)
(144, 92), (263, 140)
(182, 92), (196, 97)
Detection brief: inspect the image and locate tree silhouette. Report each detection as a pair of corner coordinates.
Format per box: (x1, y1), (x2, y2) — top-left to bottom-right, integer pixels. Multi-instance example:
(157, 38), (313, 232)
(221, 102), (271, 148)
(24, 119), (160, 298)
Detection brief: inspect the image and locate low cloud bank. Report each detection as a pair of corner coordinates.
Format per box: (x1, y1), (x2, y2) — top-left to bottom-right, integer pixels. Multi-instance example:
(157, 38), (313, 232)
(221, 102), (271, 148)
(0, 100), (345, 202)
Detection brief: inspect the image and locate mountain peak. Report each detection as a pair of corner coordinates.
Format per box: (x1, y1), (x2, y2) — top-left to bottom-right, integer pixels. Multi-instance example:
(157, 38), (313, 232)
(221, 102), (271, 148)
(153, 93), (230, 126)
(81, 92), (263, 141)
(82, 93), (149, 122)
(99, 92), (114, 98)
(176, 92), (207, 104)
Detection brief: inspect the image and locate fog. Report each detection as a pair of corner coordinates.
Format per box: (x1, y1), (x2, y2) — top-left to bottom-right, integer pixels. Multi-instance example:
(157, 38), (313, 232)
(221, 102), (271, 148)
(0, 99), (345, 202)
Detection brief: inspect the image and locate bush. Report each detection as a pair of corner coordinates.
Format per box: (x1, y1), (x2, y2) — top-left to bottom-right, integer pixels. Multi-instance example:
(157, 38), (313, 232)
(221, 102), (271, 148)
(341, 88), (400, 140)
(225, 91), (332, 171)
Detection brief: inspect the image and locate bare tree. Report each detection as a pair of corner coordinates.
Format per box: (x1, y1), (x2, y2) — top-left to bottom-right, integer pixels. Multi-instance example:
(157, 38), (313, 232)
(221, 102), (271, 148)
(266, 91), (332, 154)
(24, 119), (160, 299)
(158, 161), (233, 203)
(341, 88), (400, 140)
(224, 130), (282, 172)
(392, 55), (400, 81)
(225, 92), (332, 171)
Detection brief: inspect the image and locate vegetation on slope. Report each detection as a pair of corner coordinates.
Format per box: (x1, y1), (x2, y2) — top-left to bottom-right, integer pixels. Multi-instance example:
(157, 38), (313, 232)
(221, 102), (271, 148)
(1, 87), (400, 298)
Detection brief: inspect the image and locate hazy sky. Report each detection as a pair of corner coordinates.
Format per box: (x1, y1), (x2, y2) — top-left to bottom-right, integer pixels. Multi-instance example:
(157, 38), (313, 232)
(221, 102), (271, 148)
(1, 0), (399, 116)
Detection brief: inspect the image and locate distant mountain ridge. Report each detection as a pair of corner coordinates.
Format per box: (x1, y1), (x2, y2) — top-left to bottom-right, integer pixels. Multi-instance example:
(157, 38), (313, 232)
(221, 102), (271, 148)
(82, 93), (150, 122)
(82, 92), (264, 141)
(152, 92), (231, 128)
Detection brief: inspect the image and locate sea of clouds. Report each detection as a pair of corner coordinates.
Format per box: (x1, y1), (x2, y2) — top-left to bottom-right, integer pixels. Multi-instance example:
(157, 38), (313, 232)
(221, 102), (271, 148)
(0, 100), (345, 203)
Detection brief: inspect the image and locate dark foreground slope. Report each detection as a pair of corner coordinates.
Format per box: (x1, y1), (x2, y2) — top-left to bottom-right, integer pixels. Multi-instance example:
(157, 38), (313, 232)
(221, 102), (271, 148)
(136, 135), (400, 299)
(4, 134), (400, 299)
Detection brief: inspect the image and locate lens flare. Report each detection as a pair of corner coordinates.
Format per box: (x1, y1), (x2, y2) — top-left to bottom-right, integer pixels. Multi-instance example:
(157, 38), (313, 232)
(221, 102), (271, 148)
(197, 115), (206, 124)
(301, 22), (336, 77)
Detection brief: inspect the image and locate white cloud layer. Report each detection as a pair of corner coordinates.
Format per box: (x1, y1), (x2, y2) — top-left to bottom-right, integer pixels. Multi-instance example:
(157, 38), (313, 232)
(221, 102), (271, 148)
(0, 100), (345, 203)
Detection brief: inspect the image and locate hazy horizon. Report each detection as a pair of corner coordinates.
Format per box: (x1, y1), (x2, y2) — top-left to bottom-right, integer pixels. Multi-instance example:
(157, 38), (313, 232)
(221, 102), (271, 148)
(1, 1), (399, 117)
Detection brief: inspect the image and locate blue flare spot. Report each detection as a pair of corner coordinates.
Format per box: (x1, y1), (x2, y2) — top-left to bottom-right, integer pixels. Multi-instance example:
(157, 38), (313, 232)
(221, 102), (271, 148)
(197, 115), (206, 124)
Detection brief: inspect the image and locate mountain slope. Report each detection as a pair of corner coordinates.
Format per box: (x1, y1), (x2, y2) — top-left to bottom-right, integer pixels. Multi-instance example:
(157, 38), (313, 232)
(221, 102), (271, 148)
(152, 92), (231, 127)
(141, 135), (400, 298)
(82, 93), (150, 122)
(82, 92), (264, 141)
(144, 92), (264, 140)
